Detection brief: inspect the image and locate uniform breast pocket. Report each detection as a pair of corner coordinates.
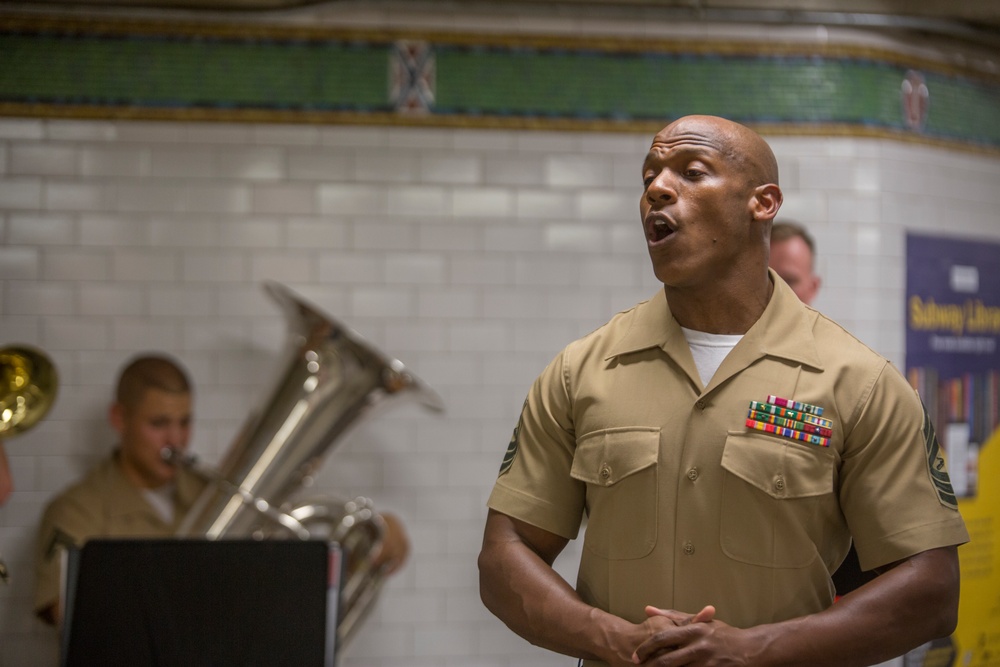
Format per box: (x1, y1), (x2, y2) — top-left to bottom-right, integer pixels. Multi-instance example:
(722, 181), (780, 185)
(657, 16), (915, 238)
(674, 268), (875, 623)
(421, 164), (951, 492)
(570, 427), (660, 560)
(720, 431), (835, 568)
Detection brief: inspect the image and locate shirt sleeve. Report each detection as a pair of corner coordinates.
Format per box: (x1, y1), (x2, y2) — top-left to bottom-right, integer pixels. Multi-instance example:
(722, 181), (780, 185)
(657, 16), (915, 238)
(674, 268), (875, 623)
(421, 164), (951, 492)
(34, 490), (102, 616)
(838, 362), (970, 570)
(486, 348), (586, 540)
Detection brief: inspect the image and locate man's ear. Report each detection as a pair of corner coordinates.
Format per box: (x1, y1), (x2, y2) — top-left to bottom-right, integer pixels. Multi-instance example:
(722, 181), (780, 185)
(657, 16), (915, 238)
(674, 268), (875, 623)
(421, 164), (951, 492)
(108, 402), (126, 435)
(751, 183), (783, 221)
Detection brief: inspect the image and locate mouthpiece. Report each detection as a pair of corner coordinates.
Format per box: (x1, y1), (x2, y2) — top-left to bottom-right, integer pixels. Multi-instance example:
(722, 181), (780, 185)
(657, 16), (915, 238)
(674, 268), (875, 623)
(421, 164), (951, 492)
(160, 447), (189, 466)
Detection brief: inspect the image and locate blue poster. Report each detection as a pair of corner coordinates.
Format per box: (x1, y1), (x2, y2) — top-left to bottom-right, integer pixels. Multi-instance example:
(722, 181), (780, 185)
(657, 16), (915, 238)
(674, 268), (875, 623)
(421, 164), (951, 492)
(905, 232), (1000, 667)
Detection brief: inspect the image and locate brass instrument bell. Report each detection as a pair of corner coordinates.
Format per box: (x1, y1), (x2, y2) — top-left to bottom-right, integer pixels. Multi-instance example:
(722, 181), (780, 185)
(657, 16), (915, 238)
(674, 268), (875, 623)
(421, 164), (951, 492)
(0, 345), (59, 584)
(1, 345), (58, 437)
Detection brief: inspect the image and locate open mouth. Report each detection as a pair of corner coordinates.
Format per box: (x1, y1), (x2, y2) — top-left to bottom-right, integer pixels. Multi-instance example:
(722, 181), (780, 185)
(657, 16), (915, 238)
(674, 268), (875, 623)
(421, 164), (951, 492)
(647, 216), (675, 243)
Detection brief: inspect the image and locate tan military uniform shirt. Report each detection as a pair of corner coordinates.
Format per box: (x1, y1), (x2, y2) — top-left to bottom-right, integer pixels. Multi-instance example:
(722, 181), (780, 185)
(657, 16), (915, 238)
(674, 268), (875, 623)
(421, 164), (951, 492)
(488, 272), (969, 665)
(34, 451), (206, 616)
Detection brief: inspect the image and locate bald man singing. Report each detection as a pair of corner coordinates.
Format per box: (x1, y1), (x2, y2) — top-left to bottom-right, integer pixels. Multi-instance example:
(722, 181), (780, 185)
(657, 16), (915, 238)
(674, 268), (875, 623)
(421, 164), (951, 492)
(479, 115), (967, 667)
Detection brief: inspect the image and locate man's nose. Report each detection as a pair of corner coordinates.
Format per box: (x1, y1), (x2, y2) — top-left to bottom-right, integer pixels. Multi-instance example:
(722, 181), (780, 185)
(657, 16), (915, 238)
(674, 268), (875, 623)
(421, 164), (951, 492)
(165, 424), (187, 447)
(646, 172), (677, 204)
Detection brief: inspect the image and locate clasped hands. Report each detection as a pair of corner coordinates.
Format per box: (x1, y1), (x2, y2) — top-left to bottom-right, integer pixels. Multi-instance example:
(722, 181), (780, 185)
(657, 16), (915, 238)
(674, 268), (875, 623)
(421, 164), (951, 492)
(625, 603), (755, 667)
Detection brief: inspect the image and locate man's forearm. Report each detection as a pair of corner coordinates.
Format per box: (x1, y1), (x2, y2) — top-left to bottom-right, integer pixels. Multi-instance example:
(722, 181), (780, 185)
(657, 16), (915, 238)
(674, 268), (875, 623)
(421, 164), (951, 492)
(478, 536), (635, 664)
(479, 510), (646, 664)
(751, 547), (960, 667)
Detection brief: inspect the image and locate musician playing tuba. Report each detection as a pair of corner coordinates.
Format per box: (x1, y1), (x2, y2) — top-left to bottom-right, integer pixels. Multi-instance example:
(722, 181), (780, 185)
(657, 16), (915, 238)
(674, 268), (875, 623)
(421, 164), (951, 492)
(34, 353), (412, 627)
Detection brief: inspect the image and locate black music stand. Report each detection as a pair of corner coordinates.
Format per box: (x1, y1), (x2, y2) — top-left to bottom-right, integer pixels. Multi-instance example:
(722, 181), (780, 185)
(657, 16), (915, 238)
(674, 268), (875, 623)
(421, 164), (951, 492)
(60, 538), (342, 667)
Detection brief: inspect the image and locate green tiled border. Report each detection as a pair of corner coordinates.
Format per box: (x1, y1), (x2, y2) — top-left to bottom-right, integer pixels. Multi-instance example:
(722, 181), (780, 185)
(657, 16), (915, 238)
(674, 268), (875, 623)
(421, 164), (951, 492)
(2, 16), (999, 152)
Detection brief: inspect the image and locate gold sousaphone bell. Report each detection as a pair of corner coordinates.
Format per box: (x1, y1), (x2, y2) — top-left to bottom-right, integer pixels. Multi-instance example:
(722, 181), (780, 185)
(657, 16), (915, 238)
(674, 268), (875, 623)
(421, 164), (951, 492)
(1, 345), (58, 437)
(0, 344), (59, 584)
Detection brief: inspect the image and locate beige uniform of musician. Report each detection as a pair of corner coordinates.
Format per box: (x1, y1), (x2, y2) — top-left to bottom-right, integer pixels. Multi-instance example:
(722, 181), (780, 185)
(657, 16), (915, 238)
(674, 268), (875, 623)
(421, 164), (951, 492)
(488, 273), (968, 665)
(35, 451), (206, 616)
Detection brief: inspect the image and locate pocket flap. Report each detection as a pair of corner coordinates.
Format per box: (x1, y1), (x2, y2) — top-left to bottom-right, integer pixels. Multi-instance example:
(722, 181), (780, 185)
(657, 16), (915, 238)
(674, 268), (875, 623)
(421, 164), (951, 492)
(571, 428), (660, 487)
(721, 431), (834, 499)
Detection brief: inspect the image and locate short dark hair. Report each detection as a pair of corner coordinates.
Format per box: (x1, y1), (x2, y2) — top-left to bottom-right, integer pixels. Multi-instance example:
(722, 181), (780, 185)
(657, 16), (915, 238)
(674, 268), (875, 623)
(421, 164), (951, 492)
(115, 354), (191, 409)
(771, 221), (816, 257)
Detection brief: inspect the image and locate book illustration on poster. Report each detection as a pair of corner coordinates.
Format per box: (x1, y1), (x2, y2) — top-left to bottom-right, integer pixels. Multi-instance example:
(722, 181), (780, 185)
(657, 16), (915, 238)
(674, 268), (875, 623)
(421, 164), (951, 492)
(908, 366), (999, 500)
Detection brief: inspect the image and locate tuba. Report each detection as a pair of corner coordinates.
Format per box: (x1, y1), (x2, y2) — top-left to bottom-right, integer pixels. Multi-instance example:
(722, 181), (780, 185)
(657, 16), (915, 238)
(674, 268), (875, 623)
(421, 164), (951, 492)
(174, 281), (444, 649)
(1, 344), (59, 584)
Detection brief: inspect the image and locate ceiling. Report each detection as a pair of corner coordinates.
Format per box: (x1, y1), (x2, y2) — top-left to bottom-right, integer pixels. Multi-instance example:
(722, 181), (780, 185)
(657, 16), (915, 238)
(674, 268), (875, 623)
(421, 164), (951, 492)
(9, 0), (1000, 49)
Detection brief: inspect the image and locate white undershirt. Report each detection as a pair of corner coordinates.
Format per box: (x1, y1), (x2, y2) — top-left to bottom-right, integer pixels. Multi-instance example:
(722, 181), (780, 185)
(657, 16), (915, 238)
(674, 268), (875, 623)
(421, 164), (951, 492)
(142, 484), (176, 524)
(680, 326), (744, 387)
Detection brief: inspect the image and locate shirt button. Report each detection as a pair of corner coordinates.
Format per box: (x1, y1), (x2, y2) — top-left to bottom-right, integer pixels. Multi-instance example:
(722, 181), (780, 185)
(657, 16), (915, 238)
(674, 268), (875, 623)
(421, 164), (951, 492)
(687, 468), (699, 481)
(683, 541), (695, 555)
(695, 400), (706, 410)
(774, 475), (785, 492)
(600, 463), (612, 482)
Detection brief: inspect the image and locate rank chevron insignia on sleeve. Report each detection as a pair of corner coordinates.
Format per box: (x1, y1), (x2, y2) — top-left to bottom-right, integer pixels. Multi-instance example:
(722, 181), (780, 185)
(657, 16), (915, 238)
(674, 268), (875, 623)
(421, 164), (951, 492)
(921, 403), (958, 510)
(498, 402), (526, 476)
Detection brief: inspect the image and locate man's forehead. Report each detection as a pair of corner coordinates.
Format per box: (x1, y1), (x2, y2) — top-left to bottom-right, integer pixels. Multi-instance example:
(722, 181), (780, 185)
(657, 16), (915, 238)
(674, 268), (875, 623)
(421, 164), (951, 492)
(643, 136), (729, 168)
(649, 119), (731, 153)
(647, 133), (724, 154)
(132, 388), (191, 411)
(644, 115), (779, 184)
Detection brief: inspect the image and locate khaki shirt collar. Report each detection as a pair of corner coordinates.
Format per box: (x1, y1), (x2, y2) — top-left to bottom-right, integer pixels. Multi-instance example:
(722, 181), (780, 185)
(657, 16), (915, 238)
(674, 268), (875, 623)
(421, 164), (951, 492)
(106, 450), (153, 519)
(606, 269), (824, 377)
(107, 449), (204, 520)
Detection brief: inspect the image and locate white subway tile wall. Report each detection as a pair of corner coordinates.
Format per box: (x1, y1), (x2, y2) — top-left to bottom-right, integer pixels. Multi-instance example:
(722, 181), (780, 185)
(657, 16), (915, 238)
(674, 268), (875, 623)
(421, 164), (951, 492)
(0, 109), (998, 667)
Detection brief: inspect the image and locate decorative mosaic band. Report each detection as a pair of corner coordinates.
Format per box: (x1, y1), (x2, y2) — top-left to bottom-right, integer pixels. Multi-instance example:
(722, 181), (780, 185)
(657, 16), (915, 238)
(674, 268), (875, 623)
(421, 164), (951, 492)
(2, 16), (999, 150)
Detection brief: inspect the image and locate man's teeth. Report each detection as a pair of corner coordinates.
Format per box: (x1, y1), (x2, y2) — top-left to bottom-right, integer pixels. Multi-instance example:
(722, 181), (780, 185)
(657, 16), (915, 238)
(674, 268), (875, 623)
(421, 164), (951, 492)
(652, 220), (672, 239)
